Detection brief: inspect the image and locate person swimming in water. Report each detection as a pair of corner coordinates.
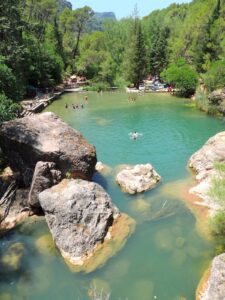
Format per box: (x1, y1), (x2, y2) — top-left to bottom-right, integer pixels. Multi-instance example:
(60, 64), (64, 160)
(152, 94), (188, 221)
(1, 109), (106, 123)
(129, 131), (142, 140)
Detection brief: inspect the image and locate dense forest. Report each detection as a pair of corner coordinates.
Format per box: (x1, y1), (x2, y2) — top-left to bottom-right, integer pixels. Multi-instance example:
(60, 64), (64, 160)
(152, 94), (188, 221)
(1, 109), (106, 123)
(0, 0), (225, 120)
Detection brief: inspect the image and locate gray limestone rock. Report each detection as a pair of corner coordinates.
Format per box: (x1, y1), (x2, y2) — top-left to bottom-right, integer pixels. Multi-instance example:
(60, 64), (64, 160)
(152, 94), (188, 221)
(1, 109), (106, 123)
(0, 112), (97, 186)
(116, 164), (161, 194)
(189, 131), (225, 181)
(28, 161), (61, 211)
(198, 253), (225, 300)
(38, 179), (120, 266)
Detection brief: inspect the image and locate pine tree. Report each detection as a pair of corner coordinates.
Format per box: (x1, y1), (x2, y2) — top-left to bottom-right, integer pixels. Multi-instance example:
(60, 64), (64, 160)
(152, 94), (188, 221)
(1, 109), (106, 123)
(124, 18), (147, 89)
(148, 25), (169, 77)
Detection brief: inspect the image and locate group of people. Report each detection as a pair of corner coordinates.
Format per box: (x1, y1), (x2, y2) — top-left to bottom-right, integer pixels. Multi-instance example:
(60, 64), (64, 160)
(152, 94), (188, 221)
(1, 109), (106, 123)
(65, 95), (88, 110)
(65, 103), (84, 109)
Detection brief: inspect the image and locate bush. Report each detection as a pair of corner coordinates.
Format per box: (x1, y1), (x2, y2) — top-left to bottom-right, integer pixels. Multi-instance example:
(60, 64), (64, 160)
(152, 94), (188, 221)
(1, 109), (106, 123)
(84, 82), (110, 92)
(204, 60), (225, 92)
(208, 162), (225, 205)
(0, 94), (21, 123)
(161, 59), (198, 97)
(209, 211), (225, 238)
(0, 57), (24, 101)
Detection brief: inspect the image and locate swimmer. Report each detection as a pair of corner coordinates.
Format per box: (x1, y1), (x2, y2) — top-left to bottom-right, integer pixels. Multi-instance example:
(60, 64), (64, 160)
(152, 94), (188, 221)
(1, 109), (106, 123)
(84, 95), (88, 102)
(65, 103), (68, 109)
(129, 131), (142, 140)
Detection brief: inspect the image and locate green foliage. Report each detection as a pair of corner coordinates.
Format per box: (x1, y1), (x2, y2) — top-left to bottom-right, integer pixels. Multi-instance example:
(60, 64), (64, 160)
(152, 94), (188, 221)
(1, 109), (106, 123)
(210, 210), (225, 238)
(204, 60), (225, 91)
(208, 162), (225, 205)
(1, 0), (225, 100)
(0, 57), (23, 101)
(161, 59), (198, 97)
(84, 82), (110, 92)
(124, 18), (147, 89)
(0, 94), (21, 123)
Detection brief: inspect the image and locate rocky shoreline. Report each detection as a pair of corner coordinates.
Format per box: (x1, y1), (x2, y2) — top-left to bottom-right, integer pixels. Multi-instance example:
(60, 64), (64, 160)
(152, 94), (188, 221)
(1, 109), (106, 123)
(0, 112), (135, 272)
(187, 131), (225, 299)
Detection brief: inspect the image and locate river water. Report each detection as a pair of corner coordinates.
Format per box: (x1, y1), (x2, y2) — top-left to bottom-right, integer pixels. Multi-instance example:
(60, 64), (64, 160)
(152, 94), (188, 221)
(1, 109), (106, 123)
(1, 92), (225, 300)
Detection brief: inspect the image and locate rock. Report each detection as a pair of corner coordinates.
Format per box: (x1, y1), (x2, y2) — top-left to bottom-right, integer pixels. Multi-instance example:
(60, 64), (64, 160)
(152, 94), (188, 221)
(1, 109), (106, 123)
(38, 179), (135, 272)
(208, 89), (225, 105)
(189, 132), (225, 211)
(0, 243), (25, 272)
(0, 293), (12, 300)
(29, 161), (61, 211)
(189, 132), (225, 181)
(0, 112), (97, 186)
(88, 278), (111, 300)
(35, 234), (56, 255)
(197, 254), (225, 300)
(95, 162), (112, 175)
(116, 164), (161, 194)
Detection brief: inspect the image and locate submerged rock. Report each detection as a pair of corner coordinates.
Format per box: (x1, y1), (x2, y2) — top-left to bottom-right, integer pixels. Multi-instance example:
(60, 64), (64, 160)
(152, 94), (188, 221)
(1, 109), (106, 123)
(116, 164), (161, 194)
(0, 243), (25, 272)
(0, 112), (97, 186)
(95, 161), (112, 175)
(39, 179), (135, 272)
(197, 254), (225, 300)
(189, 131), (225, 212)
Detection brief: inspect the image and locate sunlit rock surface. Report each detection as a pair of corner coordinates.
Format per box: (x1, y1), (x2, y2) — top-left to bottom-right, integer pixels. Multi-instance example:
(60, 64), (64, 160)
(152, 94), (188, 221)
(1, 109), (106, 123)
(116, 164), (161, 194)
(189, 131), (225, 212)
(197, 254), (225, 300)
(0, 112), (97, 186)
(39, 179), (135, 272)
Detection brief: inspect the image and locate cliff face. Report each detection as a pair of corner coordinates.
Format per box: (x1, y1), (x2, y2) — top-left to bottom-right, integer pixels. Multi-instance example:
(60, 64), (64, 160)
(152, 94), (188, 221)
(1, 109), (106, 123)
(94, 12), (116, 20)
(56, 0), (72, 13)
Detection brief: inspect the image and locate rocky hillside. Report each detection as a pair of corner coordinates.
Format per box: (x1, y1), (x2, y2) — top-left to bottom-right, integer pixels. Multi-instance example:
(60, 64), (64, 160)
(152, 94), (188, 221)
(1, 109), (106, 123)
(56, 0), (72, 12)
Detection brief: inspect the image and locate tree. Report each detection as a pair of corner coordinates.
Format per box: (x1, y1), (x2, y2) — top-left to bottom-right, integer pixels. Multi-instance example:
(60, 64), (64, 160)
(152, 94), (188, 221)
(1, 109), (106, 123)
(204, 60), (225, 91)
(124, 18), (147, 89)
(148, 25), (170, 76)
(161, 59), (198, 97)
(59, 6), (94, 70)
(0, 94), (21, 123)
(0, 57), (22, 100)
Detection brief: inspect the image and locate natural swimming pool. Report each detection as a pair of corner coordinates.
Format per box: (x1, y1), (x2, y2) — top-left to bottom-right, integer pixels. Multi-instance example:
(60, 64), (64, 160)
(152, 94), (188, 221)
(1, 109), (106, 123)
(1, 92), (225, 300)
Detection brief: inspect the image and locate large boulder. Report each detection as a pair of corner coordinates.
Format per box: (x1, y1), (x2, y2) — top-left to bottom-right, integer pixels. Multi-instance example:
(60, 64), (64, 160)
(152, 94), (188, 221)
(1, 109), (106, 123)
(189, 132), (225, 211)
(197, 253), (225, 300)
(208, 89), (225, 115)
(116, 164), (161, 194)
(0, 112), (97, 186)
(28, 161), (61, 211)
(189, 132), (225, 181)
(38, 179), (135, 272)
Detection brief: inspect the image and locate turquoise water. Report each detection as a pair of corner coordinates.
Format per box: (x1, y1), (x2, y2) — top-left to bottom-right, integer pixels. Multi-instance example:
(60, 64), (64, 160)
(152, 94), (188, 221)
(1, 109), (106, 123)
(1, 92), (225, 300)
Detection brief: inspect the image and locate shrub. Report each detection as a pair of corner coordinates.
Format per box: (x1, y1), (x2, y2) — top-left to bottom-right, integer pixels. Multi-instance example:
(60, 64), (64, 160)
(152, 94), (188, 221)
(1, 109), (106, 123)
(204, 60), (225, 92)
(209, 211), (225, 238)
(0, 94), (21, 123)
(161, 59), (198, 97)
(84, 82), (110, 92)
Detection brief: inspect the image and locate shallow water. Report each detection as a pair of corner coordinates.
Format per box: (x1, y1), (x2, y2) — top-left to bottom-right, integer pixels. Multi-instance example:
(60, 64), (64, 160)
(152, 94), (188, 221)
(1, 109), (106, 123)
(1, 92), (225, 300)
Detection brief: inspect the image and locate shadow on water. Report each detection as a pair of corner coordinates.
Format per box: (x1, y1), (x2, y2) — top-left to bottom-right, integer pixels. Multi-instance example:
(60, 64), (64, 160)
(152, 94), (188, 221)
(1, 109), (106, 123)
(92, 171), (109, 191)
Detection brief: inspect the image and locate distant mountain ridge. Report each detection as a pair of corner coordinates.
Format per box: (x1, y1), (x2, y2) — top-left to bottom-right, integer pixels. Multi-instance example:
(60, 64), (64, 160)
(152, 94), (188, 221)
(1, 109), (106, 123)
(88, 12), (117, 32)
(56, 0), (72, 12)
(94, 12), (116, 20)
